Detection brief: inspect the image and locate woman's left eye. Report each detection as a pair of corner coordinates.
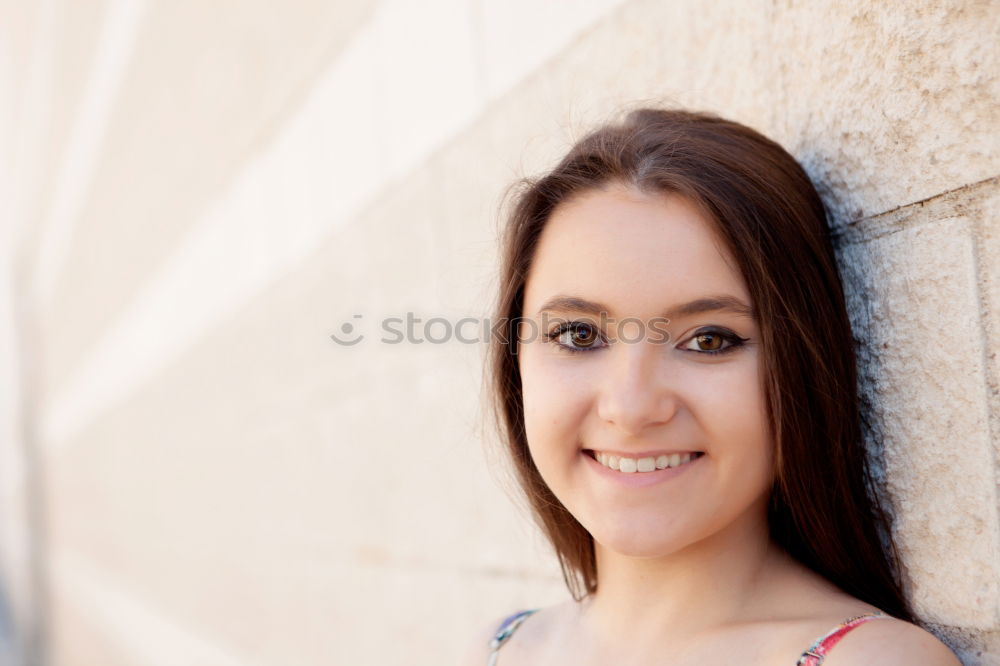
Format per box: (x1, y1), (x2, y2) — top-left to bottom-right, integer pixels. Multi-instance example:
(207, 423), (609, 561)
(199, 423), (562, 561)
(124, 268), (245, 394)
(682, 328), (749, 356)
(546, 321), (608, 353)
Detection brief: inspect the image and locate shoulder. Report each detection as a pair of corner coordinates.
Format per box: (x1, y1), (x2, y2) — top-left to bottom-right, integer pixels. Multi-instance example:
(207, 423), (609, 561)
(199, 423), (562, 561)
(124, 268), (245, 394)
(824, 616), (962, 666)
(763, 559), (961, 665)
(458, 608), (547, 666)
(458, 602), (566, 665)
(457, 612), (505, 666)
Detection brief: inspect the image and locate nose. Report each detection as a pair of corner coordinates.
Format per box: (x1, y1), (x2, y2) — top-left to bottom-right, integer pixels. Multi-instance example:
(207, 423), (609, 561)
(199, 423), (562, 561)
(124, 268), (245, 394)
(595, 341), (679, 437)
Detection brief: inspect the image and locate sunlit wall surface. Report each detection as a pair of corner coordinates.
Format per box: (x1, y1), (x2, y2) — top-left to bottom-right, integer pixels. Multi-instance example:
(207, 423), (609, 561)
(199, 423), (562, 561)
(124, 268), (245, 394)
(1, 1), (998, 664)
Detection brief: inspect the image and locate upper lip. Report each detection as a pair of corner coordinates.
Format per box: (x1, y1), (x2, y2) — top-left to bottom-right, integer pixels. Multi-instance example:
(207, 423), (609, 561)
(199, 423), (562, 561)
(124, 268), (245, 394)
(584, 448), (703, 458)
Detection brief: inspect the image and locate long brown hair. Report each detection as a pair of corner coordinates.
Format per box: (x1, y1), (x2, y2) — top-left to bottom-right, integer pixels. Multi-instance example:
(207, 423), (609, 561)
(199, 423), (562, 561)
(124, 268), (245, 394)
(487, 107), (915, 622)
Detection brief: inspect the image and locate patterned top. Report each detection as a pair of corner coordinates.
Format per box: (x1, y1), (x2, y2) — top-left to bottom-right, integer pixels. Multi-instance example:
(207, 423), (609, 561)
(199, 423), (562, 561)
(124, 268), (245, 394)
(486, 608), (890, 665)
(487, 609), (541, 666)
(794, 610), (890, 665)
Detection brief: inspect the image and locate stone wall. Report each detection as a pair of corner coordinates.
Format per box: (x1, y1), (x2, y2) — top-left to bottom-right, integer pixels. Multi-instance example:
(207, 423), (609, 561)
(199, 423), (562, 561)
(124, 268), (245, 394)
(1, 1), (996, 664)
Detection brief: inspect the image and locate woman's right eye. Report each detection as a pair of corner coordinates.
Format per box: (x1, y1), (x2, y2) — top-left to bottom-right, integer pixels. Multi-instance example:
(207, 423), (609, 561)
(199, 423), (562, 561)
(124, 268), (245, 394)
(545, 322), (608, 353)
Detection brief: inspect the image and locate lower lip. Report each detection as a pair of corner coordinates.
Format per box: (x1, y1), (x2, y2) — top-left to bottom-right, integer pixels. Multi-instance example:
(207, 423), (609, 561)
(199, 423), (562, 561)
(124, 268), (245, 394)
(583, 451), (704, 488)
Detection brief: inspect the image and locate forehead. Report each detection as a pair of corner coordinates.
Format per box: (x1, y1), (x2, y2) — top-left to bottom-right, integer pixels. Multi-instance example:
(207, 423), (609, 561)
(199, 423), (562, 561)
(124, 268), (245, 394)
(523, 185), (750, 315)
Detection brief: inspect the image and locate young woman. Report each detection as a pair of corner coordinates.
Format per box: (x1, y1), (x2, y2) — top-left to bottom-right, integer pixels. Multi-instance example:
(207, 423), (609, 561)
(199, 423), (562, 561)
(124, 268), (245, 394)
(464, 109), (962, 665)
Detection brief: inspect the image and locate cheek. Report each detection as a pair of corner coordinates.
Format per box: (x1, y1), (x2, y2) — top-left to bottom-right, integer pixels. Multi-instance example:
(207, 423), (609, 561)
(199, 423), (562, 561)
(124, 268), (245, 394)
(708, 361), (774, 483)
(690, 356), (772, 455)
(519, 349), (593, 461)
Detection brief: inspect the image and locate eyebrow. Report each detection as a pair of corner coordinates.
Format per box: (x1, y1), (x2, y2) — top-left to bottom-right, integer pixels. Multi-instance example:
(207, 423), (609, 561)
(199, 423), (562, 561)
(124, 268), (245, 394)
(535, 294), (755, 320)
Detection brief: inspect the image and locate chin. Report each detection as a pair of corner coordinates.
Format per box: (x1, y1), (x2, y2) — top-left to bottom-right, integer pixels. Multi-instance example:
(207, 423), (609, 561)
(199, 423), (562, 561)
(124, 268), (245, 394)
(590, 521), (691, 559)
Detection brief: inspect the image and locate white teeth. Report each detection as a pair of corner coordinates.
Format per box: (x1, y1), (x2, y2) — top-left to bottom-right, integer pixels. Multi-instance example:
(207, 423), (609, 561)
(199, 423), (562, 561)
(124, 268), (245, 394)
(593, 450), (699, 473)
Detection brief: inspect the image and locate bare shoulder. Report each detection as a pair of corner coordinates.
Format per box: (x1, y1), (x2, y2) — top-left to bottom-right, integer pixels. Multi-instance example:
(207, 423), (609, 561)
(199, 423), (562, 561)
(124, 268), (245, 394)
(764, 557), (961, 665)
(824, 616), (963, 666)
(457, 605), (554, 666)
(458, 601), (571, 665)
(457, 612), (504, 666)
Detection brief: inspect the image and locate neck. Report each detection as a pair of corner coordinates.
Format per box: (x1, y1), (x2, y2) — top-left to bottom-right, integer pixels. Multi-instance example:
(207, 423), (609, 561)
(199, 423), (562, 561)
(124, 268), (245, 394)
(575, 493), (786, 653)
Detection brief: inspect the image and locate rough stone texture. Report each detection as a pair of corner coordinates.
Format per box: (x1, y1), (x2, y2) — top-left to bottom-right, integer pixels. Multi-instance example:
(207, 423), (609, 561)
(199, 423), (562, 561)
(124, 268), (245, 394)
(836, 187), (1000, 631)
(3, 0), (997, 665)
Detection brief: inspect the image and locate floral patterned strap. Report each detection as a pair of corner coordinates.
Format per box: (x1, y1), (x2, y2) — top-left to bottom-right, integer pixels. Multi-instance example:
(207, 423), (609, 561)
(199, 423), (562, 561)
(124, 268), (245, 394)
(795, 610), (891, 665)
(487, 609), (540, 666)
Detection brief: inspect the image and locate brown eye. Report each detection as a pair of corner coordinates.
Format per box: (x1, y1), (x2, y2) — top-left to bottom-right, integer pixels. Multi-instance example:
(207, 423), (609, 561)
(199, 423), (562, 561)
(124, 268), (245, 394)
(683, 328), (748, 356)
(571, 323), (599, 347)
(694, 332), (724, 352)
(546, 321), (608, 353)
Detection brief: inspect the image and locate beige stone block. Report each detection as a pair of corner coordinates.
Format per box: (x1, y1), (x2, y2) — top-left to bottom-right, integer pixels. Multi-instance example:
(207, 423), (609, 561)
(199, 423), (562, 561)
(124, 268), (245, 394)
(51, 587), (133, 666)
(838, 211), (999, 629)
(38, 0), (377, 397)
(973, 187), (1000, 492)
(476, 0), (997, 223)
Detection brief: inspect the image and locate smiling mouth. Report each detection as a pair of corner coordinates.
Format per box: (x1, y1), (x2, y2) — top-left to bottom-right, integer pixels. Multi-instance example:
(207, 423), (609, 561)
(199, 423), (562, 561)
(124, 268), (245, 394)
(584, 449), (705, 473)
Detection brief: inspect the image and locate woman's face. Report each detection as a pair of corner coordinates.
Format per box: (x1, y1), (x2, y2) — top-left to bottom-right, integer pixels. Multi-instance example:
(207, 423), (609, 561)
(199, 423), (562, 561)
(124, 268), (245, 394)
(517, 183), (775, 558)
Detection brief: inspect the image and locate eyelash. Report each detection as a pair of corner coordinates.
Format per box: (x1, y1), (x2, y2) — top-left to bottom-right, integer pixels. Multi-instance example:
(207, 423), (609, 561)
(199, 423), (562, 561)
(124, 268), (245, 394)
(544, 322), (749, 356)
